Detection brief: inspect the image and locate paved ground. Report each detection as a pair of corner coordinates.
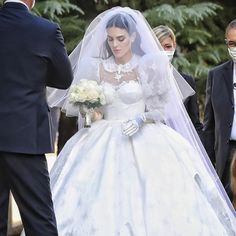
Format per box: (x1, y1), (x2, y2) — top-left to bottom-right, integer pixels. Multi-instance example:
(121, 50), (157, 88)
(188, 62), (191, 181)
(8, 154), (57, 236)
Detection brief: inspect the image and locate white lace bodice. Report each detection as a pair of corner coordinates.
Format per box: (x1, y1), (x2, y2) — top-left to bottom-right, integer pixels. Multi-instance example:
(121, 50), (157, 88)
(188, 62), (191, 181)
(99, 55), (145, 121)
(102, 81), (145, 121)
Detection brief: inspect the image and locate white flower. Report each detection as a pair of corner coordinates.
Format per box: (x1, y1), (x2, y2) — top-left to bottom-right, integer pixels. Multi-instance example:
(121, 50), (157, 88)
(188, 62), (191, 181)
(99, 93), (106, 105)
(69, 79), (106, 108)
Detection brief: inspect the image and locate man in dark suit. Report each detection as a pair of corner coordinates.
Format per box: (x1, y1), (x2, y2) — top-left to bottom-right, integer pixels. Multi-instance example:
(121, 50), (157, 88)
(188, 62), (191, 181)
(153, 25), (203, 140)
(203, 19), (236, 200)
(0, 0), (73, 235)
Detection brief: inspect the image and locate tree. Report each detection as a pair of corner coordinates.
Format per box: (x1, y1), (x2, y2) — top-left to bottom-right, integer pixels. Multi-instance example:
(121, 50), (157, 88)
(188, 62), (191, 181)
(144, 2), (227, 113)
(1, 0), (235, 119)
(33, 0), (86, 53)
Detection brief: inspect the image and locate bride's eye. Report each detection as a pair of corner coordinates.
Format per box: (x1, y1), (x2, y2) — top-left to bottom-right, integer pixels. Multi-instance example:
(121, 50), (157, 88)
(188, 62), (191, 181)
(107, 37), (113, 42)
(118, 36), (125, 42)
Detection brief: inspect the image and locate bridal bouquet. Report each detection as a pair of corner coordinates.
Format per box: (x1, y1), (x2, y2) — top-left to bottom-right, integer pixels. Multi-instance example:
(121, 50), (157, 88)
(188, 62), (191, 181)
(69, 79), (106, 127)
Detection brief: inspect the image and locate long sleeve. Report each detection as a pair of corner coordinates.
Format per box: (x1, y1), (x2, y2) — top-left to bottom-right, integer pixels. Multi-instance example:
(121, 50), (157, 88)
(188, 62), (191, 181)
(47, 25), (73, 89)
(138, 54), (170, 123)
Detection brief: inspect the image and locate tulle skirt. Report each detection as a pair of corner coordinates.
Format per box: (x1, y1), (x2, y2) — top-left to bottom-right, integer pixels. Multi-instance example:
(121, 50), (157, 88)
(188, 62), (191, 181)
(50, 120), (236, 236)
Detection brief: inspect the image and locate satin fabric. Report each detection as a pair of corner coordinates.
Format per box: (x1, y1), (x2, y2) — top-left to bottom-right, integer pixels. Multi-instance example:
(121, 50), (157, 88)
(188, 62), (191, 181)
(50, 82), (236, 236)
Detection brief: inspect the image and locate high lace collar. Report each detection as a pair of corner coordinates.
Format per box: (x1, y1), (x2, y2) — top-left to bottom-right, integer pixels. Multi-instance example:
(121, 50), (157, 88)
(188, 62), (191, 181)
(102, 54), (140, 74)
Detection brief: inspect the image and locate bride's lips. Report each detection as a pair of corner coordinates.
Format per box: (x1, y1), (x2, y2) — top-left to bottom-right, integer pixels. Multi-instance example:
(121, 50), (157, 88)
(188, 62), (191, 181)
(113, 49), (121, 53)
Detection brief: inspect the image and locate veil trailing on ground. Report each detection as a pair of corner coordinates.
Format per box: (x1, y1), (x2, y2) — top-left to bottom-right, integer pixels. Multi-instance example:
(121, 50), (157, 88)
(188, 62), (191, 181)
(47, 7), (235, 215)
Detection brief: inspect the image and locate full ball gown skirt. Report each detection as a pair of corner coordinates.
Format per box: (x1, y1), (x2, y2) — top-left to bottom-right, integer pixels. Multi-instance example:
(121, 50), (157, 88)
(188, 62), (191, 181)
(50, 82), (236, 235)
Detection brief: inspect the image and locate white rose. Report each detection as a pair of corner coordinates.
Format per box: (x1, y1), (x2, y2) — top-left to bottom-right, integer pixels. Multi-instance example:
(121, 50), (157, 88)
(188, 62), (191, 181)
(77, 92), (87, 102)
(69, 93), (77, 103)
(88, 80), (98, 86)
(87, 90), (100, 102)
(69, 80), (106, 106)
(79, 79), (88, 85)
(99, 94), (106, 105)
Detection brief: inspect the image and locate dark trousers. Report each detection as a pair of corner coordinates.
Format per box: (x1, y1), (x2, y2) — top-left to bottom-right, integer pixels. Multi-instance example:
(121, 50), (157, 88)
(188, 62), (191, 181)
(0, 152), (58, 236)
(222, 141), (236, 201)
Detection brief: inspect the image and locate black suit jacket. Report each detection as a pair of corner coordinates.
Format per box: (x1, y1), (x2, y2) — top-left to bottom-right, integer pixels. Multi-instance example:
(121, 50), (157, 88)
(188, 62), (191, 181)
(203, 60), (234, 178)
(0, 3), (73, 154)
(181, 73), (203, 140)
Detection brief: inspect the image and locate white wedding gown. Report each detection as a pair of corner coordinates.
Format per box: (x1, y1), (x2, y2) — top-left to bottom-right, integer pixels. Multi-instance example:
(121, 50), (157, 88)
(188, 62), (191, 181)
(50, 79), (236, 235)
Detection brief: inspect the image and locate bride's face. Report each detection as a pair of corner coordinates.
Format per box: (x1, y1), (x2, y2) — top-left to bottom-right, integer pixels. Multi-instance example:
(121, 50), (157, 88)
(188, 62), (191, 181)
(107, 26), (133, 63)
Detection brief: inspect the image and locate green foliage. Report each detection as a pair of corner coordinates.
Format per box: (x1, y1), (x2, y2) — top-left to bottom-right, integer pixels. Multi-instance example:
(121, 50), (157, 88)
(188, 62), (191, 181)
(93, 0), (142, 11)
(1, 0), (235, 112)
(144, 2), (227, 106)
(94, 0), (119, 11)
(119, 0), (142, 8)
(185, 3), (222, 25)
(60, 16), (87, 53)
(144, 3), (222, 28)
(34, 0), (84, 22)
(32, 0), (86, 53)
(178, 28), (212, 46)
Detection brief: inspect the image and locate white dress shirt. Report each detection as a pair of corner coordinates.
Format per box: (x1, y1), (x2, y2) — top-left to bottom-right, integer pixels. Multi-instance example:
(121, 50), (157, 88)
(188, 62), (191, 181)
(4, 0), (29, 10)
(230, 62), (236, 140)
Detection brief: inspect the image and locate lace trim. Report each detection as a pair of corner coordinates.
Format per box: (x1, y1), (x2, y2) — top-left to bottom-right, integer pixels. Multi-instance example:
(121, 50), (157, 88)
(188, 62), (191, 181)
(99, 57), (140, 85)
(102, 54), (140, 74)
(101, 80), (140, 91)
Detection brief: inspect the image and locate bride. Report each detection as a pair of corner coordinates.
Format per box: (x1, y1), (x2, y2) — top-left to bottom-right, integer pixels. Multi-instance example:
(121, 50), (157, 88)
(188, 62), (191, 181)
(45, 7), (236, 236)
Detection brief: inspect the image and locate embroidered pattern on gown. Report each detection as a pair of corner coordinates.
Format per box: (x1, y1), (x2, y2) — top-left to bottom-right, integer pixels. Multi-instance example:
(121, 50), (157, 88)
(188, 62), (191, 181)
(49, 56), (236, 236)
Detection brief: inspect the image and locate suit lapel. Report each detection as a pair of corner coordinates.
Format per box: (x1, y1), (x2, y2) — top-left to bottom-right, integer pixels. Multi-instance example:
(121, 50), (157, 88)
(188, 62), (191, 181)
(223, 60), (234, 104)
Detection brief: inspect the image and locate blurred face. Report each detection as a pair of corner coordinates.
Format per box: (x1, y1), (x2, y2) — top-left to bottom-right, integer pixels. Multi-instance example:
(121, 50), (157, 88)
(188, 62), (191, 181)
(160, 36), (176, 51)
(225, 28), (236, 48)
(226, 28), (236, 61)
(159, 36), (176, 61)
(107, 26), (134, 63)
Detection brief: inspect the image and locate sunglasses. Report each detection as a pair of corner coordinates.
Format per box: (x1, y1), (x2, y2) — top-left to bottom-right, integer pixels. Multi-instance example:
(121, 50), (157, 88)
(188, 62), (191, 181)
(225, 39), (236, 47)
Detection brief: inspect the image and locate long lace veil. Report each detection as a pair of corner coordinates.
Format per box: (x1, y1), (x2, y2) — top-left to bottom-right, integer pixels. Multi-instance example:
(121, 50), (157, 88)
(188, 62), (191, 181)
(47, 7), (236, 216)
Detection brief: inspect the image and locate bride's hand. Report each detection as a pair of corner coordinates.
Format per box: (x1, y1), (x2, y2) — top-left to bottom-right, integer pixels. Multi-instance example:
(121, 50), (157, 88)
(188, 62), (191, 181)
(92, 111), (103, 121)
(122, 114), (146, 136)
(79, 106), (103, 121)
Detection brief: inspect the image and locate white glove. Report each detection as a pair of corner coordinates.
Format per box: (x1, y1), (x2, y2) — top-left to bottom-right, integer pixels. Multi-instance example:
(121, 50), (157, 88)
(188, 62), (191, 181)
(122, 114), (146, 136)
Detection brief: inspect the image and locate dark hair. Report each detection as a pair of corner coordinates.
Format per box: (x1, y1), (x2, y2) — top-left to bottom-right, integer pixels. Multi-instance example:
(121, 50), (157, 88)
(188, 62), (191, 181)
(103, 13), (144, 58)
(225, 19), (236, 37)
(106, 13), (136, 34)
